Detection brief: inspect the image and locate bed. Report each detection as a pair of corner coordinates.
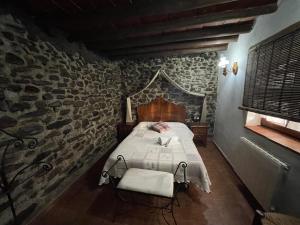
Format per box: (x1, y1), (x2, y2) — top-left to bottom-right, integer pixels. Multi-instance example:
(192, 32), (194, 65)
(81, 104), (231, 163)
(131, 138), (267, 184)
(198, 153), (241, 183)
(99, 97), (211, 192)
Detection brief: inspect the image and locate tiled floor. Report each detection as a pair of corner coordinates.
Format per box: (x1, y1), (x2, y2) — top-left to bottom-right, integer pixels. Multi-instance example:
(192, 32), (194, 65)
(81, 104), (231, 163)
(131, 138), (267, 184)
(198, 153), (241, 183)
(29, 141), (255, 225)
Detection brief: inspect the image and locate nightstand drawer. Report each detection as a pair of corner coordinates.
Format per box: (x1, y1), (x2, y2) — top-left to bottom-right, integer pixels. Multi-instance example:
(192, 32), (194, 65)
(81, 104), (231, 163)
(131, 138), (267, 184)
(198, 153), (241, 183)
(188, 122), (208, 146)
(191, 127), (208, 135)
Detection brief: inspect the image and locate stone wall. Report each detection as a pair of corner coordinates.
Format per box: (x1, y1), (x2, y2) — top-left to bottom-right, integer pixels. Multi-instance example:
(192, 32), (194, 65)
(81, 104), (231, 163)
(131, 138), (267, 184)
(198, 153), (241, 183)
(119, 55), (218, 133)
(0, 13), (122, 224)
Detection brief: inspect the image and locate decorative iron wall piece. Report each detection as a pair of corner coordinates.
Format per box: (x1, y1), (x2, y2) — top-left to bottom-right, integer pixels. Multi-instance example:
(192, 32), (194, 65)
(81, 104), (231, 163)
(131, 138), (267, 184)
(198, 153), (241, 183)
(0, 128), (53, 225)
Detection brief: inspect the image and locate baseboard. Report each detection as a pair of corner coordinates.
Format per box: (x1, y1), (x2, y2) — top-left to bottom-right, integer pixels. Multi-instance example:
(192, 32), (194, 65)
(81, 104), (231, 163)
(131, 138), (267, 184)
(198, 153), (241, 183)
(24, 140), (117, 225)
(212, 139), (233, 168)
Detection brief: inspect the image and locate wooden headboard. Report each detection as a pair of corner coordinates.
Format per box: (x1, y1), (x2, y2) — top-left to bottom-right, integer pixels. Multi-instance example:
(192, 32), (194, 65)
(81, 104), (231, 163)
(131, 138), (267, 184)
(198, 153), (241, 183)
(137, 97), (186, 123)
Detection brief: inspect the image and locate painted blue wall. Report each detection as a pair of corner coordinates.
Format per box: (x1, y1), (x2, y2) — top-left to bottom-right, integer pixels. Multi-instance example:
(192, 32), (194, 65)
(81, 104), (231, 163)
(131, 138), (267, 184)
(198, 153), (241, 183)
(214, 0), (300, 216)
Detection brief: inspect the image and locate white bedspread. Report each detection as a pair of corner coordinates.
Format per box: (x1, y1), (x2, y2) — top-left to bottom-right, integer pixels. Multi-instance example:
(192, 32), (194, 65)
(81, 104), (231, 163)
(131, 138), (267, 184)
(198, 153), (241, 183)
(99, 122), (211, 192)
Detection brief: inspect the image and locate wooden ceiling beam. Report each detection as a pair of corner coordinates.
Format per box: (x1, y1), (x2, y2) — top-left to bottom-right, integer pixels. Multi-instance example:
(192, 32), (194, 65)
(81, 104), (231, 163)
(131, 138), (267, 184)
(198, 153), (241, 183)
(103, 35), (238, 56)
(110, 44), (228, 59)
(71, 2), (276, 42)
(109, 0), (236, 18)
(34, 0), (237, 21)
(87, 20), (254, 50)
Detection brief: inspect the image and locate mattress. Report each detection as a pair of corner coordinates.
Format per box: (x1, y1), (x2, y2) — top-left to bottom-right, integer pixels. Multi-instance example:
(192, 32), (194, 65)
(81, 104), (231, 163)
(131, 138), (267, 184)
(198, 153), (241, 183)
(98, 122), (211, 192)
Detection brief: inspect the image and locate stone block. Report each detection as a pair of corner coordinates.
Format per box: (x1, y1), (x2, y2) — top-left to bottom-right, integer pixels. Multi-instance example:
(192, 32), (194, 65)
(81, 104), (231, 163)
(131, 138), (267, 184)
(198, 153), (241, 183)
(0, 76), (9, 84)
(35, 100), (47, 109)
(56, 95), (65, 99)
(32, 80), (52, 86)
(18, 124), (44, 136)
(49, 75), (59, 81)
(58, 82), (67, 88)
(7, 84), (22, 92)
(0, 116), (17, 129)
(63, 128), (72, 135)
(5, 23), (26, 33)
(63, 100), (73, 105)
(48, 101), (62, 108)
(20, 95), (38, 101)
(52, 89), (65, 94)
(73, 101), (84, 107)
(5, 52), (25, 65)
(13, 79), (30, 84)
(2, 31), (14, 41)
(9, 102), (31, 112)
(34, 151), (52, 162)
(47, 119), (72, 130)
(25, 85), (40, 93)
(35, 55), (48, 65)
(81, 119), (89, 129)
(59, 109), (70, 116)
(21, 108), (49, 118)
(42, 93), (53, 100)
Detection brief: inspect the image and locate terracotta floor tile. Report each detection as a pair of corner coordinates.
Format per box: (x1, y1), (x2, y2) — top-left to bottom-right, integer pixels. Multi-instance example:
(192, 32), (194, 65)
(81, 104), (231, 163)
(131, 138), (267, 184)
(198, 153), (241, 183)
(29, 141), (255, 225)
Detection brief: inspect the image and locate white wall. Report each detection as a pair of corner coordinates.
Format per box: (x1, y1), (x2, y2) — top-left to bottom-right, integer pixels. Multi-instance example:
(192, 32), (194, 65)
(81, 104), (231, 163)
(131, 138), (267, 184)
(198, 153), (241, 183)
(214, 0), (300, 216)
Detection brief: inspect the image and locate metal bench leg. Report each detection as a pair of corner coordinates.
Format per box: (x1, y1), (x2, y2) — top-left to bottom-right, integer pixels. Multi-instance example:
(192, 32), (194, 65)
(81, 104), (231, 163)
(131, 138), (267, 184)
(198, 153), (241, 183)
(175, 196), (180, 207)
(112, 191), (120, 223)
(171, 199), (178, 225)
(161, 198), (177, 225)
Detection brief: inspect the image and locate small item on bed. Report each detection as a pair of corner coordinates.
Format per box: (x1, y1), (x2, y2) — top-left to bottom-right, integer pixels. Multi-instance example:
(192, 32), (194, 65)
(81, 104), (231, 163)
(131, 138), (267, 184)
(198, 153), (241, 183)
(168, 136), (180, 146)
(158, 136), (172, 147)
(150, 121), (170, 133)
(158, 136), (180, 147)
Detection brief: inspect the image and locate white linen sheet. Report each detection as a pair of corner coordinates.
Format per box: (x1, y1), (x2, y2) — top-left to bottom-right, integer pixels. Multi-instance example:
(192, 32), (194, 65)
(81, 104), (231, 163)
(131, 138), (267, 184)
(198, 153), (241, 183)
(98, 122), (211, 192)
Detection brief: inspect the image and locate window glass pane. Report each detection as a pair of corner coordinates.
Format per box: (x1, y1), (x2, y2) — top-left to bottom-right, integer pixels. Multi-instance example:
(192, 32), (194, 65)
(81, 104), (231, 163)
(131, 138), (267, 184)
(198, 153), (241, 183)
(246, 112), (300, 133)
(246, 112), (261, 126)
(264, 115), (287, 126)
(287, 121), (300, 132)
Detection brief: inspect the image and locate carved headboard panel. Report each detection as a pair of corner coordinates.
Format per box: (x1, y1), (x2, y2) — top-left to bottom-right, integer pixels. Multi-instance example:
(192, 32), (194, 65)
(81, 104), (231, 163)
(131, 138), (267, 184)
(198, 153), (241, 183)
(137, 97), (186, 123)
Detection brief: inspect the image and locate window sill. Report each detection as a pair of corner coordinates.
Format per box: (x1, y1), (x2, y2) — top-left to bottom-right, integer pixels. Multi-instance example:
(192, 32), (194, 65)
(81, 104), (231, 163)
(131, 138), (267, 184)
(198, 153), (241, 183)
(245, 125), (300, 155)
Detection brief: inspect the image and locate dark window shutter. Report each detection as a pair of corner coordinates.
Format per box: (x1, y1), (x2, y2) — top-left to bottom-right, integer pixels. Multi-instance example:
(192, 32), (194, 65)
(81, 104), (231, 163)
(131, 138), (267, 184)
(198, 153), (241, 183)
(242, 23), (300, 122)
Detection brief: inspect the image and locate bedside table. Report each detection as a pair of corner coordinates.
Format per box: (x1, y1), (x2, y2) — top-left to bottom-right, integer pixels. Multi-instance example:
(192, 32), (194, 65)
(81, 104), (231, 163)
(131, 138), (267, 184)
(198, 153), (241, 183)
(188, 122), (208, 146)
(117, 122), (136, 142)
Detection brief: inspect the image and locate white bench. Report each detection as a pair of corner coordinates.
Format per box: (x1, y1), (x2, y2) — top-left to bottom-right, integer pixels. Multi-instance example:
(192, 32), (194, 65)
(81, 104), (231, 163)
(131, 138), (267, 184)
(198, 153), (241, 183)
(101, 155), (188, 225)
(117, 168), (174, 198)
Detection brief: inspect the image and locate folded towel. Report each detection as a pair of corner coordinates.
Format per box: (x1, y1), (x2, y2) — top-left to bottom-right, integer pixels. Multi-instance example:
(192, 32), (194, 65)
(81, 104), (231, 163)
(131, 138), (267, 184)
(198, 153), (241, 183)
(158, 137), (171, 146)
(168, 136), (179, 146)
(158, 136), (179, 147)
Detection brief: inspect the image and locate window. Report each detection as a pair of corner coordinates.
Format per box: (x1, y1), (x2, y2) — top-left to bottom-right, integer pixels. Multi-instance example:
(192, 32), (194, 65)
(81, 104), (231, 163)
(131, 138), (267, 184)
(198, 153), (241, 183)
(263, 115), (300, 132)
(245, 112), (300, 153)
(241, 22), (300, 123)
(247, 112), (300, 133)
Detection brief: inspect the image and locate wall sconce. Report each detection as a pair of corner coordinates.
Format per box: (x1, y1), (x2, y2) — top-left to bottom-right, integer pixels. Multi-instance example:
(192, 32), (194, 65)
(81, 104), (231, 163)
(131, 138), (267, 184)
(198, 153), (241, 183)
(232, 62), (238, 75)
(218, 56), (229, 76)
(218, 56), (238, 76)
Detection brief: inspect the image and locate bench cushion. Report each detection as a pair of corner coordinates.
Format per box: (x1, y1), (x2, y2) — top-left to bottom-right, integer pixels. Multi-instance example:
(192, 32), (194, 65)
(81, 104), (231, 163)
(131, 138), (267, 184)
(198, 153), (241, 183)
(117, 168), (174, 198)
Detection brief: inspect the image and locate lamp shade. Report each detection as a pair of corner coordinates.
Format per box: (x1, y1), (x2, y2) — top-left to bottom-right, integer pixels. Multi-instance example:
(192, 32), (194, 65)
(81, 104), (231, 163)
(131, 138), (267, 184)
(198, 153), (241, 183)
(218, 56), (229, 68)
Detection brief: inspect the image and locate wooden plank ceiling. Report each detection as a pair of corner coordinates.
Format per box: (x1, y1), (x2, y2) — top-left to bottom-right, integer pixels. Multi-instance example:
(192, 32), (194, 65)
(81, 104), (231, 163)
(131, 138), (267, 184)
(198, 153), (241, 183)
(19, 0), (278, 58)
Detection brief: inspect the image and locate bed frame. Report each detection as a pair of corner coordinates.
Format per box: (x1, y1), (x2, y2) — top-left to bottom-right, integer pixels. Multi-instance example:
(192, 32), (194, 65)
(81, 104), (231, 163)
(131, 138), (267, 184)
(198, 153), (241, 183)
(137, 97), (186, 123)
